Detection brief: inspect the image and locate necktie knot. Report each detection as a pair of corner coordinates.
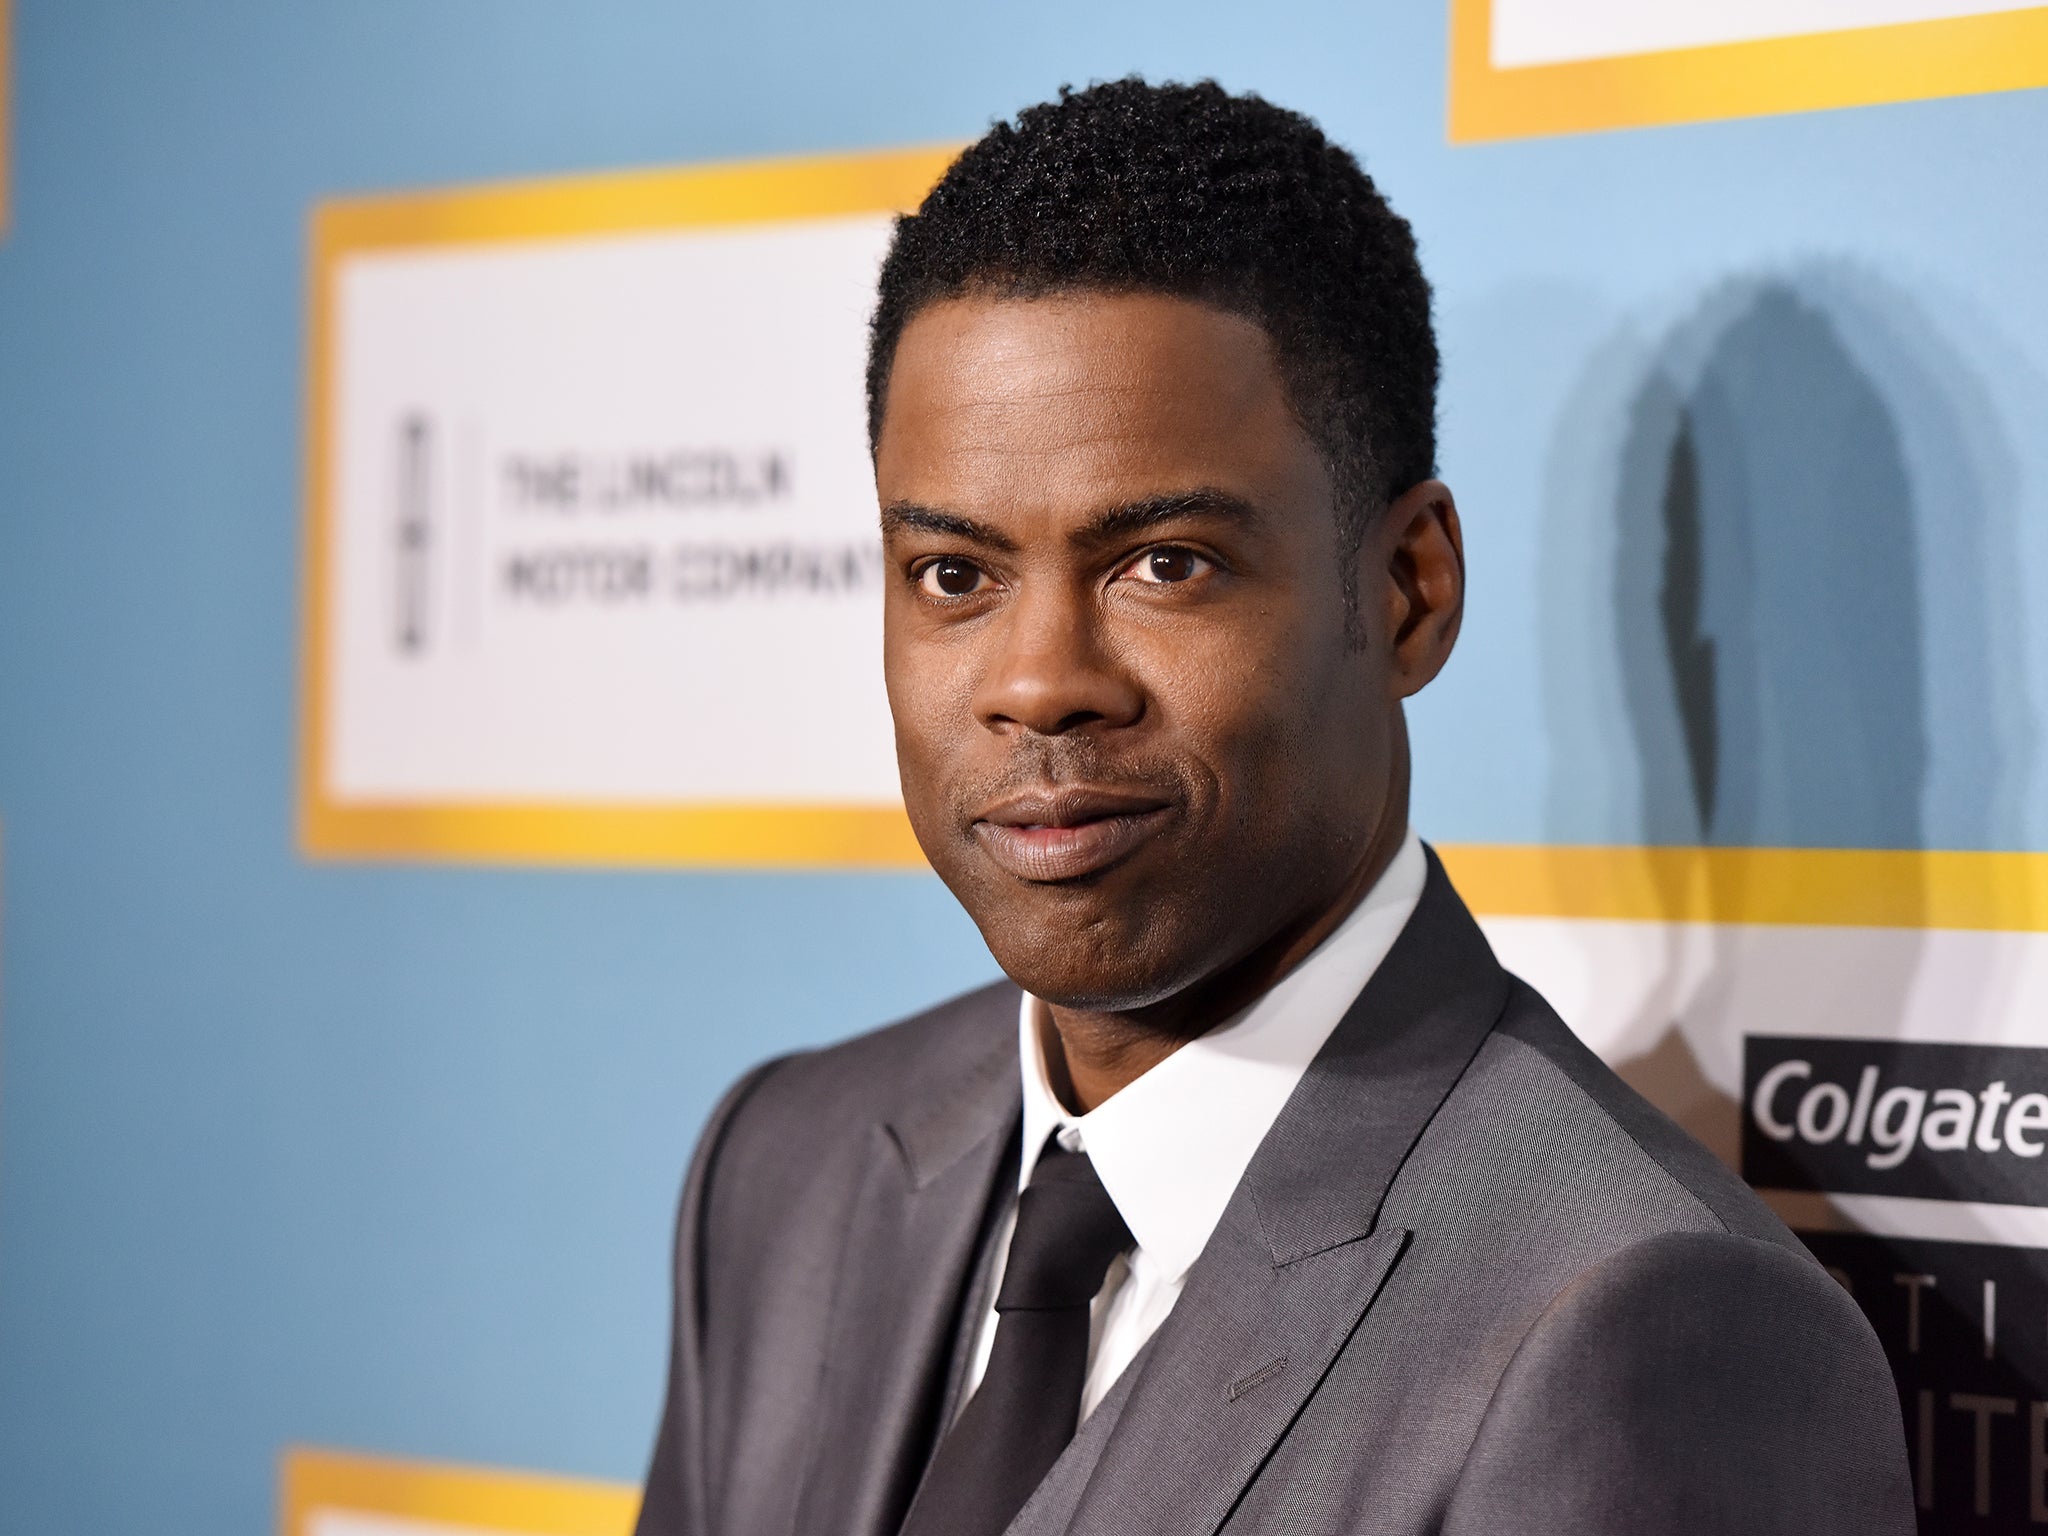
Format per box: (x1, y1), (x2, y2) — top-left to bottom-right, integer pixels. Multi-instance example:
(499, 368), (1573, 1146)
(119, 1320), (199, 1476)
(994, 1147), (1133, 1312)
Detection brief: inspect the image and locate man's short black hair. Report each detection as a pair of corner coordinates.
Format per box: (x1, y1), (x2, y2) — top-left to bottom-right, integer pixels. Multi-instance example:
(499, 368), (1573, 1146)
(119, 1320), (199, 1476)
(866, 77), (1438, 560)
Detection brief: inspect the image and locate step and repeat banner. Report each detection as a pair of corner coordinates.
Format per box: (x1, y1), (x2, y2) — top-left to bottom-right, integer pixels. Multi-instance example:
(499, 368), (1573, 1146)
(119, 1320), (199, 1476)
(278, 7), (2048, 1534)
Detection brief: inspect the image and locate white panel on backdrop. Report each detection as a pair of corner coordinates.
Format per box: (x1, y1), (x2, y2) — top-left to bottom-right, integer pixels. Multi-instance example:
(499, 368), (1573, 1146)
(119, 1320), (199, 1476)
(301, 147), (954, 863)
(327, 215), (899, 804)
(1483, 915), (2048, 1242)
(1491, 0), (2042, 67)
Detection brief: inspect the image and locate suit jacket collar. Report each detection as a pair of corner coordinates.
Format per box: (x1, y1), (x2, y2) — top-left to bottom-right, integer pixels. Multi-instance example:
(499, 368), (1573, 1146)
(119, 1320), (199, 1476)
(882, 841), (1497, 1239)
(1013, 829), (1430, 1284)
(884, 995), (1022, 1189)
(1020, 845), (1513, 1536)
(1245, 844), (1512, 1264)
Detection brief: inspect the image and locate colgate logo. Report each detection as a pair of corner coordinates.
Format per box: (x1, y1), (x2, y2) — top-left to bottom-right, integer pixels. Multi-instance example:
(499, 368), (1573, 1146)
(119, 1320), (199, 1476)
(1751, 1059), (2048, 1169)
(1741, 1038), (2048, 1207)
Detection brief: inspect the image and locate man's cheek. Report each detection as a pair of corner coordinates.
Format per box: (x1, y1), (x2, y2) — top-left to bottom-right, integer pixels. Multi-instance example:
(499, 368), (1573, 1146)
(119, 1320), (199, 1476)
(1154, 627), (1295, 720)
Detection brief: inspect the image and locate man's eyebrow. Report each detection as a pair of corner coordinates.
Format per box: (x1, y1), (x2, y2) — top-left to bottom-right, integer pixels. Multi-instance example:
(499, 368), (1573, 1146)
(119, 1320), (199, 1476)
(879, 502), (1019, 552)
(879, 488), (1257, 550)
(1078, 489), (1261, 542)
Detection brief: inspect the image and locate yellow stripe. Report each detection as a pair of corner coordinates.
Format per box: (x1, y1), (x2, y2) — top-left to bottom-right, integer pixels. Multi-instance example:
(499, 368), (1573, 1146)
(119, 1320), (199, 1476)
(1437, 843), (2048, 932)
(279, 1447), (636, 1536)
(301, 800), (928, 869)
(297, 805), (2048, 931)
(312, 142), (960, 255)
(1449, 0), (2048, 142)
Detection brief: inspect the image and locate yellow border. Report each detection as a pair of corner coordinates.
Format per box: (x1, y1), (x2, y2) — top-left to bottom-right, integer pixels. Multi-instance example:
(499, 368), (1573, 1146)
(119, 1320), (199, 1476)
(1437, 844), (2048, 932)
(280, 1447), (636, 1536)
(303, 801), (926, 868)
(300, 144), (956, 869)
(1449, 0), (2048, 141)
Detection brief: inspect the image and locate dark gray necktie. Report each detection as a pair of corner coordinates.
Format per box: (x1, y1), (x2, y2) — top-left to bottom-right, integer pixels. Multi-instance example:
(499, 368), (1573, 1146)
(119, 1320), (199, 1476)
(898, 1145), (1134, 1536)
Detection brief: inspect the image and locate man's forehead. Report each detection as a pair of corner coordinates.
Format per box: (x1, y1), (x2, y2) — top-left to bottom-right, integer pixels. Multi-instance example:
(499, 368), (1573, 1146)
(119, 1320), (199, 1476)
(882, 290), (1280, 416)
(875, 289), (1322, 519)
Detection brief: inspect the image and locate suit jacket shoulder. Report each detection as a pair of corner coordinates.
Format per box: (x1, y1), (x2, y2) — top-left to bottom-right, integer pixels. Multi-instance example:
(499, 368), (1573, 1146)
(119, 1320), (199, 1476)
(1443, 1224), (1914, 1534)
(1493, 983), (1800, 1244)
(1399, 978), (1802, 1252)
(1224, 973), (1911, 1535)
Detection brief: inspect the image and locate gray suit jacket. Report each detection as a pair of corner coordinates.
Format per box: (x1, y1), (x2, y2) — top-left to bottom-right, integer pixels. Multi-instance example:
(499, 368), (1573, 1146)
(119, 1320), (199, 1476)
(635, 850), (1914, 1535)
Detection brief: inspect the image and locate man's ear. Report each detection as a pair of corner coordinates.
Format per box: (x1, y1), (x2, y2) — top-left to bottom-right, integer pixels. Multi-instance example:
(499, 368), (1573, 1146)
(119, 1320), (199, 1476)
(1377, 478), (1464, 699)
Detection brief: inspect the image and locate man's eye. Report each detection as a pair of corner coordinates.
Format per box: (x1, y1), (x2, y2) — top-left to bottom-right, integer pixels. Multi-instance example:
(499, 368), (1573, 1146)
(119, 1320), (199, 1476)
(918, 557), (988, 598)
(1124, 547), (1211, 585)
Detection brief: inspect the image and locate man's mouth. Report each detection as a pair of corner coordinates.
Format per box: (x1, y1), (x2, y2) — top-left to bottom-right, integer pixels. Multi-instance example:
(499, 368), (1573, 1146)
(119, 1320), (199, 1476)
(971, 787), (1175, 883)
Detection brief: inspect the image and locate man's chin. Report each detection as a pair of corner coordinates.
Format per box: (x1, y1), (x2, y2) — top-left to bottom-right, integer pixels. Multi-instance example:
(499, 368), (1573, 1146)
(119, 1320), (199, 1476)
(978, 919), (1208, 1016)
(1001, 969), (1196, 1016)
(928, 839), (1228, 1010)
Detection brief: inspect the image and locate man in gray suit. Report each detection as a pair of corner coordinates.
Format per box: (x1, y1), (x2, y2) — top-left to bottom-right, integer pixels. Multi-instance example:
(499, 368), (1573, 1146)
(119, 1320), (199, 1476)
(635, 79), (1914, 1536)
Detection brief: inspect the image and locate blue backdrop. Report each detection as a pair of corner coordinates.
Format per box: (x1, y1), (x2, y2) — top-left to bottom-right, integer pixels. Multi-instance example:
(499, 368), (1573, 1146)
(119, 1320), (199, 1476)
(1, 3), (2044, 1531)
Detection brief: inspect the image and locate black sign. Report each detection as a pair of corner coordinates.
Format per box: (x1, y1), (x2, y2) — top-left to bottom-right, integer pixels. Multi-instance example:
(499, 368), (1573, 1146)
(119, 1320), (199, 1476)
(1743, 1037), (2048, 1206)
(1805, 1232), (2048, 1531)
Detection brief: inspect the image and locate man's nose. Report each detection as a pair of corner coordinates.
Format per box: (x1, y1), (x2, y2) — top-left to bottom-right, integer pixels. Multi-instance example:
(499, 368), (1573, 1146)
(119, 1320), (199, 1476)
(971, 580), (1145, 737)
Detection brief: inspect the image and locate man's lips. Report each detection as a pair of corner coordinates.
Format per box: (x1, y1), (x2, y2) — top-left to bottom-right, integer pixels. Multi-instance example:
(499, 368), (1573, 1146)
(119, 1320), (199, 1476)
(971, 787), (1175, 882)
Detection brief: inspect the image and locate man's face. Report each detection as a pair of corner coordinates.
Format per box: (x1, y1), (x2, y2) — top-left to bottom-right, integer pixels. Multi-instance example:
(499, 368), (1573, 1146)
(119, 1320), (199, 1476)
(876, 290), (1427, 1012)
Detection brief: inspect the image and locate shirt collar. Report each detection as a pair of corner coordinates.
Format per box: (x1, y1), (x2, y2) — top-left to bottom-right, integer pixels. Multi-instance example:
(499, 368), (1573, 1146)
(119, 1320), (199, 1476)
(1015, 827), (1427, 1283)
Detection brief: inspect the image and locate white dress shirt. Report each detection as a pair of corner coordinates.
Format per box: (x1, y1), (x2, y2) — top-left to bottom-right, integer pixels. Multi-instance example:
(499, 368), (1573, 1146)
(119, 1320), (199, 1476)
(960, 828), (1427, 1422)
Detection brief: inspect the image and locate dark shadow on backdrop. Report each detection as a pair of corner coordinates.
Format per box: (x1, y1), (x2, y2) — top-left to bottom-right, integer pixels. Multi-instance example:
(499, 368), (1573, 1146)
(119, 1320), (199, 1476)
(1620, 283), (1929, 856)
(1593, 279), (1928, 1168)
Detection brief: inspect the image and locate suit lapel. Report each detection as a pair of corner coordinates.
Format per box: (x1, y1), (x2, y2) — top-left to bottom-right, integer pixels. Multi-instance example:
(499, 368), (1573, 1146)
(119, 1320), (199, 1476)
(793, 984), (1023, 1536)
(1060, 850), (1512, 1535)
(1005, 1212), (1410, 1536)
